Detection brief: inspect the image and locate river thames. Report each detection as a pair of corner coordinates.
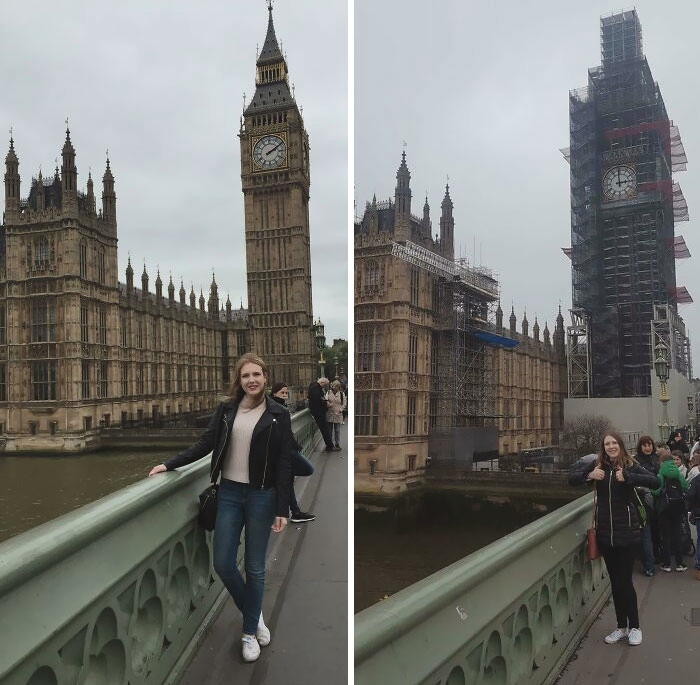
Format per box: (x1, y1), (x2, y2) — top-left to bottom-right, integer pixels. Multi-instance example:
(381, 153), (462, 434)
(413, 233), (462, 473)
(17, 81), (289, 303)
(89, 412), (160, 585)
(355, 489), (572, 613)
(0, 447), (178, 543)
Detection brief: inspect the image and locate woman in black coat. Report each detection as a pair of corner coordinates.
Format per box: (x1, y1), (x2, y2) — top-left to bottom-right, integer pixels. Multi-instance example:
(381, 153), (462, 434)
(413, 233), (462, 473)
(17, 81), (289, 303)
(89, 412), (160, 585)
(687, 475), (700, 580)
(569, 431), (659, 646)
(148, 353), (293, 663)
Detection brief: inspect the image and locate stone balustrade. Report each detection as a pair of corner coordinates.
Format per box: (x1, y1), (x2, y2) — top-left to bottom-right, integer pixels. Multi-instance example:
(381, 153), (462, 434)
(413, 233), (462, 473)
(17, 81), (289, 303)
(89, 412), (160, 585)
(355, 492), (610, 685)
(0, 409), (319, 685)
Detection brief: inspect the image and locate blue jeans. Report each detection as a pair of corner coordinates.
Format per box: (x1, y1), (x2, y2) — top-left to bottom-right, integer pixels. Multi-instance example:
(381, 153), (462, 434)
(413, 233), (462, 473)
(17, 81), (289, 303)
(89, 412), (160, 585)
(289, 450), (314, 514)
(640, 523), (654, 573)
(213, 479), (276, 634)
(695, 521), (700, 570)
(331, 422), (341, 446)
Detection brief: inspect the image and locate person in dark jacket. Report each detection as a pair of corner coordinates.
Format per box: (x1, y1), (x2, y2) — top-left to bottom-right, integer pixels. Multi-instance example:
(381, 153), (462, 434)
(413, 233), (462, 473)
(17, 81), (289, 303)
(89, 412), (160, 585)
(271, 381), (316, 523)
(308, 376), (334, 451)
(634, 435), (658, 576)
(569, 431), (659, 646)
(687, 474), (700, 580)
(666, 429), (689, 458)
(651, 452), (689, 573)
(148, 353), (293, 663)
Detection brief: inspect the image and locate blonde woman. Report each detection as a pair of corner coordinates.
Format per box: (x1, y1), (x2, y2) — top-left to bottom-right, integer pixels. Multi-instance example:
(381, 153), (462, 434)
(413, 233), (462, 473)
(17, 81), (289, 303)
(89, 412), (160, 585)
(325, 379), (346, 450)
(149, 353), (292, 663)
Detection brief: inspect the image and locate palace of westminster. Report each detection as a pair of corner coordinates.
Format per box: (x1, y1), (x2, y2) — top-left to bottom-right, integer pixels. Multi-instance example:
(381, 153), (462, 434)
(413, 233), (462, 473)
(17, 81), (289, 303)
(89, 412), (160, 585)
(354, 153), (567, 490)
(0, 8), (317, 450)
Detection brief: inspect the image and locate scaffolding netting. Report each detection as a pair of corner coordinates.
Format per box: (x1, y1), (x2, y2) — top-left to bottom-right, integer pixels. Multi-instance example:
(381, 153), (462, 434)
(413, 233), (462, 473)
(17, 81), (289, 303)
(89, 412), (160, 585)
(671, 235), (691, 259)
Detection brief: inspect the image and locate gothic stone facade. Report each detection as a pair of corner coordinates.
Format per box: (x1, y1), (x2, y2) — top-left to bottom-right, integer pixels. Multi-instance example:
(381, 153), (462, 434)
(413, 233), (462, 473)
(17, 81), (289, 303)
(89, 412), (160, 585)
(354, 154), (568, 490)
(0, 132), (249, 451)
(0, 9), (316, 450)
(354, 153), (457, 489)
(494, 307), (567, 456)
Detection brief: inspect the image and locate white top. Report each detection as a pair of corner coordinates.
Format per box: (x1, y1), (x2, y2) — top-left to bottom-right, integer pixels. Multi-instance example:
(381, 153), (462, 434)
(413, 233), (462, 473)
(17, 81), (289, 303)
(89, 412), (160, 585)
(221, 402), (266, 483)
(687, 466), (700, 483)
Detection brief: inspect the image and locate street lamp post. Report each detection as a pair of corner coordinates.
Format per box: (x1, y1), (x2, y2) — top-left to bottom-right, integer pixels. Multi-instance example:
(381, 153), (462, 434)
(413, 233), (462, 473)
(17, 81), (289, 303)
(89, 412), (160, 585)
(687, 395), (696, 445)
(313, 318), (326, 378)
(654, 343), (671, 442)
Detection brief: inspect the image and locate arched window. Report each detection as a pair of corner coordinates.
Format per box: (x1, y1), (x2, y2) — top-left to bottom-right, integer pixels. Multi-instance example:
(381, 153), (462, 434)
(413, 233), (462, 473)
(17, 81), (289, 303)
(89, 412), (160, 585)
(365, 260), (380, 289)
(79, 240), (87, 279)
(35, 236), (49, 268)
(98, 248), (105, 284)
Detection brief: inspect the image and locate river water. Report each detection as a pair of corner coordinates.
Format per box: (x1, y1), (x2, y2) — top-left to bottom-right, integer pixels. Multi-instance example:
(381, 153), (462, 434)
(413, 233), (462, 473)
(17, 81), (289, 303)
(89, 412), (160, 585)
(0, 448), (178, 543)
(355, 490), (572, 613)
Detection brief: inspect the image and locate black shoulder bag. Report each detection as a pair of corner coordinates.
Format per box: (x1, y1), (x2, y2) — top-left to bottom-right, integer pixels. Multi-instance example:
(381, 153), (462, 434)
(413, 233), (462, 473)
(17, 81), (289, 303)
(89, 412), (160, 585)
(198, 479), (219, 531)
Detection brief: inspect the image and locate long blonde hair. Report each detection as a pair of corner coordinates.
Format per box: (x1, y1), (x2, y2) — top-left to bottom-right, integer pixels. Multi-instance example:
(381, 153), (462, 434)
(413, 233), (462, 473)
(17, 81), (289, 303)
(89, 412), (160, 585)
(596, 431), (634, 469)
(227, 353), (269, 404)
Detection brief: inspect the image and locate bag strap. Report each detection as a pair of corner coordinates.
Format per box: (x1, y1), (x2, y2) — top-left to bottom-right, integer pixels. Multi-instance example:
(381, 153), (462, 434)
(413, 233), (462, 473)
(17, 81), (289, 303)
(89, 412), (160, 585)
(592, 487), (597, 529)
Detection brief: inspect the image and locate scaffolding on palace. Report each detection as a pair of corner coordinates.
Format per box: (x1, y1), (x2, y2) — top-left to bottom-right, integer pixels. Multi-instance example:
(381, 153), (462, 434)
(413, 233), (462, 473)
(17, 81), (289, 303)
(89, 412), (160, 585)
(391, 240), (503, 431)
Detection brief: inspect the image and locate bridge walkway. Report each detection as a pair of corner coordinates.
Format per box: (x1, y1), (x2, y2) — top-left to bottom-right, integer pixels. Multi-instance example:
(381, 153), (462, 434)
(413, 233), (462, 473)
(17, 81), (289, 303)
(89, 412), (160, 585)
(178, 423), (348, 685)
(558, 547), (700, 682)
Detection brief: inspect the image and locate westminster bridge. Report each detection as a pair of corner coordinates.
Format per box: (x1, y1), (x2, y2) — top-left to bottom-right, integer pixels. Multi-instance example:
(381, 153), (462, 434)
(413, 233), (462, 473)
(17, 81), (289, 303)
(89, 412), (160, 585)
(0, 409), (348, 685)
(355, 484), (700, 684)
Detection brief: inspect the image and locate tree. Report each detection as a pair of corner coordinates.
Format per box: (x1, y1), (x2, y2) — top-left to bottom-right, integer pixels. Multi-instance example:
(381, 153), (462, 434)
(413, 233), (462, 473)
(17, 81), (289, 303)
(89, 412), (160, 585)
(560, 414), (612, 463)
(320, 339), (348, 382)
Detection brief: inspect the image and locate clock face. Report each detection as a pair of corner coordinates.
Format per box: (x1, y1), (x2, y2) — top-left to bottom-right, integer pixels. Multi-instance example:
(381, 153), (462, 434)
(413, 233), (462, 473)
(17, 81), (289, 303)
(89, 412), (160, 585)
(602, 165), (637, 201)
(252, 135), (287, 170)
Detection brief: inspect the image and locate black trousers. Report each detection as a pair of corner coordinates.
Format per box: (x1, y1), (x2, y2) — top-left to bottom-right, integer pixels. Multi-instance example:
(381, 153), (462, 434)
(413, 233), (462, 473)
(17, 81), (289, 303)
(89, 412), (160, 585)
(311, 412), (334, 449)
(601, 544), (639, 630)
(659, 505), (684, 567)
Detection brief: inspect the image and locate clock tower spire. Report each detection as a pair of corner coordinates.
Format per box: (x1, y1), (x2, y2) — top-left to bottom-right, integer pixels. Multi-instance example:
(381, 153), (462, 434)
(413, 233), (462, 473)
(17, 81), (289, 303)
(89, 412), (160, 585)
(239, 3), (315, 403)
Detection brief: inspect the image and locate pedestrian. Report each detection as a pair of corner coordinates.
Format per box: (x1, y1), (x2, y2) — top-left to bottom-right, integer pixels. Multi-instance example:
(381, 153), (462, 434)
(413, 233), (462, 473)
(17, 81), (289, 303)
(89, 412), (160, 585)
(634, 435), (657, 576)
(568, 431), (659, 646)
(670, 450), (688, 478)
(666, 429), (689, 458)
(308, 376), (335, 452)
(271, 381), (316, 523)
(326, 380), (346, 450)
(341, 381), (348, 422)
(148, 353), (292, 663)
(686, 470), (700, 581)
(652, 451), (689, 573)
(687, 449), (700, 483)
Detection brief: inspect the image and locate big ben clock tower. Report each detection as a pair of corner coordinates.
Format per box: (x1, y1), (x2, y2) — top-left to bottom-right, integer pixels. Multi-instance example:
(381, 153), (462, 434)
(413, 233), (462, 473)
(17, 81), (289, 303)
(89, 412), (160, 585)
(240, 2), (316, 400)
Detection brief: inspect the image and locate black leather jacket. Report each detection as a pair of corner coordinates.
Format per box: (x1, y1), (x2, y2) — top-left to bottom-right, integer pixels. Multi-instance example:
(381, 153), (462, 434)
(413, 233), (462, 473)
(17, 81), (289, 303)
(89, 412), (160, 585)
(164, 396), (293, 517)
(687, 477), (700, 519)
(307, 381), (327, 417)
(569, 457), (659, 547)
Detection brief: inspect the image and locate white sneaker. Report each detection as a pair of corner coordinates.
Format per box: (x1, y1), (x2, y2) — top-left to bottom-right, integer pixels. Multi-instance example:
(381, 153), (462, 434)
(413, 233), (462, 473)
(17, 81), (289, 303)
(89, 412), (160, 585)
(628, 628), (642, 646)
(604, 628), (629, 644)
(256, 615), (271, 647)
(242, 634), (260, 662)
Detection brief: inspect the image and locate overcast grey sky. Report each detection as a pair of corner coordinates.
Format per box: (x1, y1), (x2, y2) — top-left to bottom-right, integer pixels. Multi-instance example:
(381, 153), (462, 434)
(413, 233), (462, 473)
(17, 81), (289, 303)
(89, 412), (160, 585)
(0, 0), (348, 341)
(355, 0), (699, 362)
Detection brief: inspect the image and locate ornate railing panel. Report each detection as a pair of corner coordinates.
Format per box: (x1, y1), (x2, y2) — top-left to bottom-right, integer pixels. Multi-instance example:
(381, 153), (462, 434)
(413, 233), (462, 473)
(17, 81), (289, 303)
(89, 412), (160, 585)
(355, 493), (610, 685)
(0, 410), (320, 685)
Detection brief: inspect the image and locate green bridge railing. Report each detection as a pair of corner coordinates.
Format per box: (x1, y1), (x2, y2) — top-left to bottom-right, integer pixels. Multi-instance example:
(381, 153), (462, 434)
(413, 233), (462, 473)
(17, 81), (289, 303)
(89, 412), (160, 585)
(355, 493), (611, 685)
(0, 409), (320, 685)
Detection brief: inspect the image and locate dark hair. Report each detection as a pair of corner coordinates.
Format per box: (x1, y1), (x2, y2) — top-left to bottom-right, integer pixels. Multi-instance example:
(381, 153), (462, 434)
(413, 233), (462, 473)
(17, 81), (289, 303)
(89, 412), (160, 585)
(596, 431), (634, 469)
(671, 450), (684, 459)
(227, 353), (269, 404)
(270, 381), (288, 395)
(636, 435), (655, 454)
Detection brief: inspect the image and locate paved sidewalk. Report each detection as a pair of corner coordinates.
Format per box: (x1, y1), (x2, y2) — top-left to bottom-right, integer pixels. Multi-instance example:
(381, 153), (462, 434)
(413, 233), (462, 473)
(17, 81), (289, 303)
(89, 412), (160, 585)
(179, 424), (348, 685)
(558, 532), (700, 682)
